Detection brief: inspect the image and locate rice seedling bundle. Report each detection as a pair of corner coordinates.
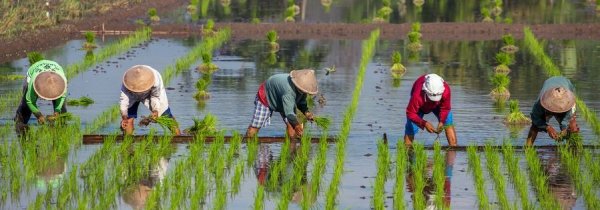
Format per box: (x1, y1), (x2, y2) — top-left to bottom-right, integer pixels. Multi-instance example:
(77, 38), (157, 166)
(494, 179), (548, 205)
(504, 100), (531, 125)
(198, 51), (218, 73)
(66, 96), (94, 106)
(467, 145), (490, 210)
(501, 34), (519, 54)
(312, 116), (332, 130)
(490, 73), (510, 98)
(83, 31), (97, 49)
(27, 51), (45, 65)
(390, 51), (406, 74)
(481, 7), (493, 22)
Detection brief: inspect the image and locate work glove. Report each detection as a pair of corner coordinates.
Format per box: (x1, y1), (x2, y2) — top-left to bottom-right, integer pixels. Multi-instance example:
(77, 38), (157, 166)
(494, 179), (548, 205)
(546, 125), (559, 140)
(424, 121), (436, 133)
(305, 112), (314, 122)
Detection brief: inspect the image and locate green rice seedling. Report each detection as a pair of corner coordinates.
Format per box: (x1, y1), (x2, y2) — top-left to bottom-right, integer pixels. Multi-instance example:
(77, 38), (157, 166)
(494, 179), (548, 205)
(138, 115), (179, 135)
(393, 139), (407, 210)
(284, 6), (296, 22)
(467, 145), (490, 210)
(373, 139), (389, 210)
(187, 1), (198, 14)
(504, 99), (531, 125)
(481, 7), (493, 22)
(312, 116), (332, 130)
(203, 19), (216, 36)
(501, 140), (533, 210)
(494, 52), (513, 74)
(524, 147), (560, 209)
(66, 96), (94, 106)
(583, 149), (600, 186)
(230, 161), (245, 195)
(194, 74), (212, 100)
(83, 31), (97, 49)
(390, 51), (407, 76)
(432, 141), (446, 210)
(27, 51), (45, 65)
(501, 34), (519, 54)
(254, 185), (265, 210)
(148, 8), (160, 22)
(185, 113), (219, 135)
(484, 143), (511, 210)
(266, 30), (280, 52)
(558, 144), (600, 209)
(411, 143), (427, 210)
(0, 74), (25, 81)
(490, 73), (510, 99)
(198, 51), (218, 73)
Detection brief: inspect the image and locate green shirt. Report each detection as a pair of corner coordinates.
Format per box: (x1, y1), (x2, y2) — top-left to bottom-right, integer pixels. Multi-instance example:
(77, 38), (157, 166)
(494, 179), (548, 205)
(26, 60), (67, 114)
(530, 76), (575, 130)
(265, 74), (309, 126)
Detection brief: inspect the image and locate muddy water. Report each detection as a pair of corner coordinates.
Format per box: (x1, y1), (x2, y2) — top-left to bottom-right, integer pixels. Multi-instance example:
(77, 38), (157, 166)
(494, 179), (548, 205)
(170, 0), (600, 24)
(2, 34), (600, 209)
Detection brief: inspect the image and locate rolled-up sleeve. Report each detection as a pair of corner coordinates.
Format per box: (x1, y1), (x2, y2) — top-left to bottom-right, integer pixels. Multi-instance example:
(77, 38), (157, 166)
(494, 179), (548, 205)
(119, 90), (130, 118)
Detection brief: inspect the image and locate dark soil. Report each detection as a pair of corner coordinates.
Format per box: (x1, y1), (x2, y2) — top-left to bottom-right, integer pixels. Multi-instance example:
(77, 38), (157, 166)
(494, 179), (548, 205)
(0, 0), (186, 63)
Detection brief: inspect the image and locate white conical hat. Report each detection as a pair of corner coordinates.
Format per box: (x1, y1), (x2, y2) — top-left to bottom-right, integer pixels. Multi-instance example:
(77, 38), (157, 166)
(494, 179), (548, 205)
(290, 69), (318, 95)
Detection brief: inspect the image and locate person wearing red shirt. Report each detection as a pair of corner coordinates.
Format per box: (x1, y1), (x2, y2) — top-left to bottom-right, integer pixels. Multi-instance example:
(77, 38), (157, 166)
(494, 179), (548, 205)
(404, 74), (457, 146)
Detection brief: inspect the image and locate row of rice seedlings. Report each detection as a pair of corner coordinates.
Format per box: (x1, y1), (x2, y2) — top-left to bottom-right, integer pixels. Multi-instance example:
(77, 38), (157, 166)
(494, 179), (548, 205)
(501, 140), (534, 210)
(466, 145), (490, 210)
(85, 28), (231, 134)
(558, 143), (600, 209)
(373, 0), (393, 23)
(393, 139), (407, 210)
(483, 143), (513, 210)
(324, 29), (380, 210)
(582, 149), (600, 186)
(277, 131), (312, 209)
(372, 139), (390, 209)
(407, 22), (423, 52)
(523, 147), (561, 209)
(432, 141), (447, 209)
(303, 131), (330, 209)
(0, 74), (25, 81)
(523, 27), (600, 137)
(66, 96), (94, 106)
(410, 143), (428, 210)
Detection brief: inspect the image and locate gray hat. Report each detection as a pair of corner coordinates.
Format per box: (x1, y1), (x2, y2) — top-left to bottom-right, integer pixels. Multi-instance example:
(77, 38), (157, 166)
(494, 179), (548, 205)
(290, 69), (318, 95)
(541, 86), (575, 113)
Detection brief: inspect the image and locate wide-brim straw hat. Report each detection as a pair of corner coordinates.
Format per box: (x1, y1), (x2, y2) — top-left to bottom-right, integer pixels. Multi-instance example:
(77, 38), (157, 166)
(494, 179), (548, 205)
(290, 69), (318, 95)
(123, 65), (155, 93)
(33, 72), (66, 100)
(540, 86), (575, 113)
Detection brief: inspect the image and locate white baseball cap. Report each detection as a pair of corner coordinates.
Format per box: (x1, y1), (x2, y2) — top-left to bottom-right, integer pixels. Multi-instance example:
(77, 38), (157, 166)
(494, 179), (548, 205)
(422, 73), (445, 101)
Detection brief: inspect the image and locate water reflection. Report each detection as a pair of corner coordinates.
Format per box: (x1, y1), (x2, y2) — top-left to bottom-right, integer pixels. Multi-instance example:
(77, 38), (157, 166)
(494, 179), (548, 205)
(121, 157), (169, 210)
(539, 149), (577, 210)
(406, 150), (456, 209)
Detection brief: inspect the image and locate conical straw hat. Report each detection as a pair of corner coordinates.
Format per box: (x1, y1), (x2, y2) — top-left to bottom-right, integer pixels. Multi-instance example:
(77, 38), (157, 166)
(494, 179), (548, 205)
(540, 86), (575, 113)
(290, 69), (318, 95)
(33, 72), (66, 100)
(123, 65), (155, 93)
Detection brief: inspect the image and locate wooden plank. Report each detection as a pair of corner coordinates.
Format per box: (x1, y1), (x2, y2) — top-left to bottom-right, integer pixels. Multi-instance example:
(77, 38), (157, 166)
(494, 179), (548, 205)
(82, 134), (337, 144)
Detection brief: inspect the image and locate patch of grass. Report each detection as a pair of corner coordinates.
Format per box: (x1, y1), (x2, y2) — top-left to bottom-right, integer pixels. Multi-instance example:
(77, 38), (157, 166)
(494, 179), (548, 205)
(66, 96), (94, 106)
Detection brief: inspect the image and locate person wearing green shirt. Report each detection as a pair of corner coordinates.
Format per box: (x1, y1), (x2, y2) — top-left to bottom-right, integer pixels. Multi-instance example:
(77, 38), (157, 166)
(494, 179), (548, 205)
(526, 76), (579, 146)
(246, 69), (318, 139)
(14, 60), (68, 130)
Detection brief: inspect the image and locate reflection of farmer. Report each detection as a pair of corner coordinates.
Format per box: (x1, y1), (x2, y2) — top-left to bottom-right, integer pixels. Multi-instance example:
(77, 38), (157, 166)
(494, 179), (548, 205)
(406, 150), (456, 208)
(119, 65), (181, 135)
(526, 76), (579, 146)
(539, 150), (576, 209)
(122, 157), (169, 210)
(404, 74), (457, 146)
(36, 157), (67, 192)
(252, 144), (308, 201)
(254, 144), (273, 185)
(14, 60), (68, 132)
(245, 70), (318, 139)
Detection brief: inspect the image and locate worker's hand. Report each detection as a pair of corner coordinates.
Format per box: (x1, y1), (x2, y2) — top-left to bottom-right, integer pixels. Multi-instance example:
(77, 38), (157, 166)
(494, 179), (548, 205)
(151, 111), (159, 120)
(294, 123), (304, 137)
(547, 125), (559, 140)
(424, 122), (436, 133)
(436, 122), (444, 134)
(121, 119), (129, 129)
(305, 112), (314, 122)
(37, 115), (46, 125)
(47, 112), (59, 121)
(568, 116), (579, 133)
(559, 129), (567, 139)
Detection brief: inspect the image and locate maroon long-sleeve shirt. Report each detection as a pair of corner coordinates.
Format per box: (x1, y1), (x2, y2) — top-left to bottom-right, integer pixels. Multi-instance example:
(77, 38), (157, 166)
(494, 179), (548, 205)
(406, 75), (452, 128)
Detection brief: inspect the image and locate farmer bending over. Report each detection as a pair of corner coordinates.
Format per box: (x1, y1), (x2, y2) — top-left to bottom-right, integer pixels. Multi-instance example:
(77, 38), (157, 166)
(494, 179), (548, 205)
(120, 65), (181, 135)
(245, 69), (318, 140)
(404, 74), (457, 146)
(526, 76), (579, 146)
(14, 60), (68, 133)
